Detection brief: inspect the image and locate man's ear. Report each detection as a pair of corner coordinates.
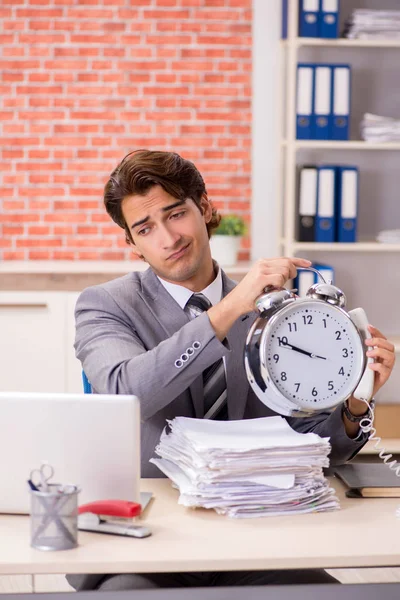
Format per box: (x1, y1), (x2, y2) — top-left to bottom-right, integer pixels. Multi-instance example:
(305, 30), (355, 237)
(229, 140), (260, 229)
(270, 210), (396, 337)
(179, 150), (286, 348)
(130, 245), (146, 262)
(200, 194), (212, 223)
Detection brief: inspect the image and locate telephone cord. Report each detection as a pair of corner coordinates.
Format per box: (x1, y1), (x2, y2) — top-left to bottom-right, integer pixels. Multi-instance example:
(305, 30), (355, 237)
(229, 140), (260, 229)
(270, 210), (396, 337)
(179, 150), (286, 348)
(354, 398), (400, 516)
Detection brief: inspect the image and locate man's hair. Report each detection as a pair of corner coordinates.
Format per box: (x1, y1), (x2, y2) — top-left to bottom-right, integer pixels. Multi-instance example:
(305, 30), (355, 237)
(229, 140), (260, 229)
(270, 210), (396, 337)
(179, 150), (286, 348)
(104, 149), (221, 244)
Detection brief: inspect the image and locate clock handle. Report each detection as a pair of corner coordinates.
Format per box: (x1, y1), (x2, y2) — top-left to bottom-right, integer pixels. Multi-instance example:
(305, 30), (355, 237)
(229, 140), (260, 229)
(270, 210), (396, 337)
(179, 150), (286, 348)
(348, 307), (375, 402)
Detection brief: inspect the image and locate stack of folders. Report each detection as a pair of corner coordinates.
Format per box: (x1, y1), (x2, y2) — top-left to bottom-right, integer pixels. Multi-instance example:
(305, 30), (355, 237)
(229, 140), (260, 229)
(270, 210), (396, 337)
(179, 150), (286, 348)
(297, 165), (359, 243)
(298, 0), (340, 38)
(296, 63), (351, 140)
(294, 263), (334, 298)
(361, 113), (400, 143)
(344, 9), (400, 40)
(150, 416), (339, 518)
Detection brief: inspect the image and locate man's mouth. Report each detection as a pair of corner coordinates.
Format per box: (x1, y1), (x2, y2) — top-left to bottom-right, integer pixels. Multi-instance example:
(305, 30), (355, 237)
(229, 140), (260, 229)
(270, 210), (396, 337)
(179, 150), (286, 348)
(167, 243), (190, 260)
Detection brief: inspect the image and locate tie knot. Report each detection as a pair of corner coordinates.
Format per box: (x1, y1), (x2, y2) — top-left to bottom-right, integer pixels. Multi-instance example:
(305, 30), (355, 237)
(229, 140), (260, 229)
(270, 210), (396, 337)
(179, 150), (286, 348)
(187, 293), (212, 314)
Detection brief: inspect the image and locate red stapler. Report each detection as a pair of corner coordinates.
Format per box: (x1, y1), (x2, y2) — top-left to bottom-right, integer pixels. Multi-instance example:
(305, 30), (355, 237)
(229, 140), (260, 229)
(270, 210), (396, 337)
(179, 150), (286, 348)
(78, 500), (151, 538)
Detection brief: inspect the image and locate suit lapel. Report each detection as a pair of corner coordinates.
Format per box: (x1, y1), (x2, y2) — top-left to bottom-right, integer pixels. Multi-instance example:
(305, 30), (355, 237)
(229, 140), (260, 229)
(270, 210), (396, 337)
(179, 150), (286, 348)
(139, 268), (204, 418)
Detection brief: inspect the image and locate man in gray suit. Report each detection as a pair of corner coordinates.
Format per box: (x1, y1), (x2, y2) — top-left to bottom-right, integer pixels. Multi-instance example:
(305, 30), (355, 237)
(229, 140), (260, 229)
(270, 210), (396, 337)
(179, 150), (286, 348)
(71, 150), (395, 592)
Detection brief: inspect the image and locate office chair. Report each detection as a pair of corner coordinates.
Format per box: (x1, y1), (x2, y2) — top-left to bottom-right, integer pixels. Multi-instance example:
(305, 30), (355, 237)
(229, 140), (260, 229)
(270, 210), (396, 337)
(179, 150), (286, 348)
(82, 371), (92, 394)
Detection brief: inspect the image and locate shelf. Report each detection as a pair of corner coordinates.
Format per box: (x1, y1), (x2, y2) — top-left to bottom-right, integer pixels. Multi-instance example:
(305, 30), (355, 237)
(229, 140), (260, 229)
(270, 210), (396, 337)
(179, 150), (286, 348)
(0, 260), (252, 276)
(282, 141), (400, 150)
(288, 241), (400, 252)
(283, 38), (400, 49)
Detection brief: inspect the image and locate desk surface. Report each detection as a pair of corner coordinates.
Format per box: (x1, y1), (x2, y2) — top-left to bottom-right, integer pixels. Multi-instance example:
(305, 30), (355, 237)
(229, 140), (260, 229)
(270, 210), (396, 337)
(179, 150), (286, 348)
(1, 478), (400, 575)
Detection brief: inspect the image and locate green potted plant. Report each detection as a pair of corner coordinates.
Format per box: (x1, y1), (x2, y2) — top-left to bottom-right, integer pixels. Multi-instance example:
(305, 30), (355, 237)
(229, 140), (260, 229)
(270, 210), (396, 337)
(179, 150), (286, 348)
(210, 214), (247, 267)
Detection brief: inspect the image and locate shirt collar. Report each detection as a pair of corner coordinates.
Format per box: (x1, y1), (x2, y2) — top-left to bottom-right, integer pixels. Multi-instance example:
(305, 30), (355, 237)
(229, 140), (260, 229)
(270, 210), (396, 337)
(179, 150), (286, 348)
(157, 266), (223, 310)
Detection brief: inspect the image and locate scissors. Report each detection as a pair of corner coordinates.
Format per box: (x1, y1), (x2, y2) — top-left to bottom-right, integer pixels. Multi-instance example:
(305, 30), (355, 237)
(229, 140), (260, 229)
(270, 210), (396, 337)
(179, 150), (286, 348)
(29, 462), (54, 493)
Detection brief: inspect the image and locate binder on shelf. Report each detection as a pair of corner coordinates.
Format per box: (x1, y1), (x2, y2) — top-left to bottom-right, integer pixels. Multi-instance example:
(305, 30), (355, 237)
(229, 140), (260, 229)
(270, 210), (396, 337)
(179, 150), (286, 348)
(332, 65), (351, 141)
(336, 166), (358, 243)
(319, 0), (339, 38)
(313, 262), (335, 284)
(313, 64), (333, 140)
(282, 0), (288, 39)
(316, 166), (336, 242)
(299, 0), (320, 38)
(296, 64), (314, 140)
(294, 263), (335, 297)
(298, 165), (317, 241)
(294, 269), (315, 298)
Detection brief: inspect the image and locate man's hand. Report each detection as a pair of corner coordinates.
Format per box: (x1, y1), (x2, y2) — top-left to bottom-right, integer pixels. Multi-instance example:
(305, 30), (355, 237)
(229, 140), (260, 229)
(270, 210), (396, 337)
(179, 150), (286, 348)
(365, 325), (396, 397)
(224, 257), (312, 317)
(207, 257), (312, 341)
(344, 325), (396, 437)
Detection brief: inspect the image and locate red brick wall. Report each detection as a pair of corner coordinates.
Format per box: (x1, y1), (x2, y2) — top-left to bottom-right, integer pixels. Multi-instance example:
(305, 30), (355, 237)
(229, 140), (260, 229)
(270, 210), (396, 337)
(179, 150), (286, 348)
(0, 0), (252, 261)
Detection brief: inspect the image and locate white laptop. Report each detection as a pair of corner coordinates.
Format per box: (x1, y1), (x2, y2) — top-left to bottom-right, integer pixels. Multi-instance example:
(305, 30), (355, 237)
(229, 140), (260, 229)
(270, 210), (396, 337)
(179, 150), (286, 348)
(0, 392), (141, 514)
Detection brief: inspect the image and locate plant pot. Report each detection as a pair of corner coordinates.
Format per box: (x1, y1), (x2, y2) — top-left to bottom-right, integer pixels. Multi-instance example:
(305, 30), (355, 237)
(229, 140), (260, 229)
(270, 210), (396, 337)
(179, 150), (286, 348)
(209, 235), (241, 267)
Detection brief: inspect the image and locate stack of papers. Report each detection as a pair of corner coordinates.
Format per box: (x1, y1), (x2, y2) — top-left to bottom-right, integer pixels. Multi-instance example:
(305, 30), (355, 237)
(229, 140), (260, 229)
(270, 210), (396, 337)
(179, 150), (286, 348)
(344, 9), (400, 39)
(376, 229), (400, 244)
(150, 416), (339, 518)
(361, 113), (400, 143)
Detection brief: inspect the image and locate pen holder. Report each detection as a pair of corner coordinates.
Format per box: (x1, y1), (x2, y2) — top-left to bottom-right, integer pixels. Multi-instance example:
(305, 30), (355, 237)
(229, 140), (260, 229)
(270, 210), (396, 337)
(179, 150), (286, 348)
(29, 484), (80, 551)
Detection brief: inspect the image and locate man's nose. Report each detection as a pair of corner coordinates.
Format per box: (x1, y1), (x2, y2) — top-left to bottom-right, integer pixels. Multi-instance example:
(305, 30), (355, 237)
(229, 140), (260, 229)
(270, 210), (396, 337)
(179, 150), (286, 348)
(160, 224), (181, 249)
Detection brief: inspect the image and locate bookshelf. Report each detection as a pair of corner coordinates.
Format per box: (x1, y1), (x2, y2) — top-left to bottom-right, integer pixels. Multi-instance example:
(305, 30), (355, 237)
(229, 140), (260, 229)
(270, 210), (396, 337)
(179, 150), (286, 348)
(280, 1), (400, 416)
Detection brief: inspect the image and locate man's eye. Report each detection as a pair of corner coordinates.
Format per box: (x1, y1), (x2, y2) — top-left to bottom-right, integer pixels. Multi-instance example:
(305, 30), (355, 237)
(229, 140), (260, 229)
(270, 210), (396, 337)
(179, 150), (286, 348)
(138, 227), (150, 236)
(171, 211), (186, 219)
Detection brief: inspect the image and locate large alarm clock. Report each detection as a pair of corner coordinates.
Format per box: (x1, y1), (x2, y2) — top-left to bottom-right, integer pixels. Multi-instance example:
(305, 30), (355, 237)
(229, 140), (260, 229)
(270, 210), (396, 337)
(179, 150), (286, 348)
(244, 267), (375, 417)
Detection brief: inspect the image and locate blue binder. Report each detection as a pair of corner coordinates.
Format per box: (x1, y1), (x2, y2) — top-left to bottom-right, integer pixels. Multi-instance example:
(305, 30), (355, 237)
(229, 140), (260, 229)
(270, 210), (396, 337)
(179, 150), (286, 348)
(296, 63), (314, 139)
(336, 166), (358, 243)
(332, 64), (351, 140)
(313, 262), (335, 284)
(319, 0), (339, 38)
(294, 269), (315, 298)
(316, 166), (336, 242)
(313, 64), (333, 140)
(299, 0), (320, 37)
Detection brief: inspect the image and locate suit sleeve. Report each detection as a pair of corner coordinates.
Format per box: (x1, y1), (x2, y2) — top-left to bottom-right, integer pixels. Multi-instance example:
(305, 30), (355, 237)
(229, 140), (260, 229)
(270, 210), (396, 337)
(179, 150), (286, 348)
(74, 285), (229, 420)
(286, 407), (368, 466)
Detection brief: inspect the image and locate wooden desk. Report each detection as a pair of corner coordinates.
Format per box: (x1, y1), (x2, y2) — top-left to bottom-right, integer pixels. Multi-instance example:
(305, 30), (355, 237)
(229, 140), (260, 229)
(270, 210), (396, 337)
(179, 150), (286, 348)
(1, 478), (400, 577)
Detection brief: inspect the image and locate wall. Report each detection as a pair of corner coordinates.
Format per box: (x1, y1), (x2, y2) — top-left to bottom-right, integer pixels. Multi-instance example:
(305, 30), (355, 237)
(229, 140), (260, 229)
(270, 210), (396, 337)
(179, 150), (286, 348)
(0, 0), (252, 261)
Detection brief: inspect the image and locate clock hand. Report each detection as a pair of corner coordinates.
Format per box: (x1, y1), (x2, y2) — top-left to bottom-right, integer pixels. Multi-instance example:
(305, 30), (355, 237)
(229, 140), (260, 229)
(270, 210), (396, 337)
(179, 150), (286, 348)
(281, 341), (326, 360)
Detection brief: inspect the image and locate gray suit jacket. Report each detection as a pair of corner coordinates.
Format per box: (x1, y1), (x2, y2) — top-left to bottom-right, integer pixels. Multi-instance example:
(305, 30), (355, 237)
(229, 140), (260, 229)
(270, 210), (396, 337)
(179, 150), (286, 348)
(75, 267), (366, 478)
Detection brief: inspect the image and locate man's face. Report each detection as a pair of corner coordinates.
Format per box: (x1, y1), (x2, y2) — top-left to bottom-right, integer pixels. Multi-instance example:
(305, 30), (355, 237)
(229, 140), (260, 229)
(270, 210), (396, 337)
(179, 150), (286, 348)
(121, 184), (213, 284)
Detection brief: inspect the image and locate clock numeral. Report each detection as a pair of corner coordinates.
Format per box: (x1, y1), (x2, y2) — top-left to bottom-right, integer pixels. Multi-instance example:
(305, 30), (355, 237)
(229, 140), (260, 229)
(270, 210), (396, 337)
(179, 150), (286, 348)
(302, 315), (313, 325)
(312, 387), (318, 397)
(328, 381), (334, 391)
(278, 336), (288, 347)
(294, 382), (300, 392)
(288, 322), (297, 333)
(322, 318), (327, 328)
(273, 353), (280, 363)
(342, 348), (349, 358)
(339, 367), (345, 376)
(335, 331), (342, 340)
(280, 372), (287, 381)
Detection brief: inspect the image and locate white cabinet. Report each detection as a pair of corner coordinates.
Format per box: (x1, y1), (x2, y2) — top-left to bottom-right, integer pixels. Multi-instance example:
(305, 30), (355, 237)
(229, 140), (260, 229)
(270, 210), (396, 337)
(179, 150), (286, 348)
(0, 291), (83, 394)
(0, 292), (66, 392)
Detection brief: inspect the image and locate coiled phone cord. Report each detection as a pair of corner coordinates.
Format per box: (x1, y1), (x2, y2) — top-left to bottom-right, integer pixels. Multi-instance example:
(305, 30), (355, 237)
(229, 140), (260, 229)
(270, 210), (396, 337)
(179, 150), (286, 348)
(355, 398), (400, 516)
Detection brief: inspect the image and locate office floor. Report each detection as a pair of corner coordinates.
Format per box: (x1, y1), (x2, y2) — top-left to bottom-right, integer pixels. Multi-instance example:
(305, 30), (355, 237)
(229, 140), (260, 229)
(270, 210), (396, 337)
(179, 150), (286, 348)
(1, 570), (400, 593)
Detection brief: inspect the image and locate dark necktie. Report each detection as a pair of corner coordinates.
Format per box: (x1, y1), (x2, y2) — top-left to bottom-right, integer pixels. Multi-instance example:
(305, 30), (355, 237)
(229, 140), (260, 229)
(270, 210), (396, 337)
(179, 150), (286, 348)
(186, 293), (228, 420)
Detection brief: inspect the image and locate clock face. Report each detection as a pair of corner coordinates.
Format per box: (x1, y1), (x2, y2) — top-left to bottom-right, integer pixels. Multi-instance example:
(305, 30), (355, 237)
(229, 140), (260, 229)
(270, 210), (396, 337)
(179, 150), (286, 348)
(262, 300), (365, 411)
